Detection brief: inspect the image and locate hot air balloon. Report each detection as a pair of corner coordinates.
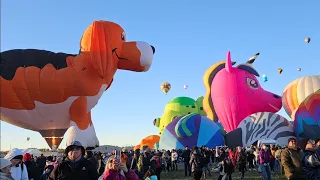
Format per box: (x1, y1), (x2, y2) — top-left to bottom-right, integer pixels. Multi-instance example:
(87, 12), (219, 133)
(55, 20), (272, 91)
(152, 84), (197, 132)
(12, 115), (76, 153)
(161, 82), (171, 94)
(304, 37), (311, 44)
(27, 137), (30, 141)
(184, 85), (188, 89)
(134, 135), (160, 150)
(262, 74), (268, 82)
(297, 68), (301, 72)
(282, 75), (320, 139)
(278, 68), (283, 74)
(0, 20), (155, 149)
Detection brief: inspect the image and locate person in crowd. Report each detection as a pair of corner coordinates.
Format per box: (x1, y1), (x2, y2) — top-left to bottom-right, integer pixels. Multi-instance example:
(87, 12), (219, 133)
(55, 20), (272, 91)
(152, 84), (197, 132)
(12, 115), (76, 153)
(281, 137), (307, 180)
(40, 165), (54, 180)
(247, 150), (255, 171)
(171, 149), (178, 171)
(36, 154), (46, 174)
(46, 156), (54, 167)
(317, 140), (320, 149)
(202, 148), (211, 178)
(143, 168), (158, 180)
(260, 144), (271, 180)
(161, 150), (168, 173)
(49, 141), (99, 180)
(100, 155), (138, 180)
(189, 146), (202, 180)
(218, 156), (234, 180)
(137, 146), (153, 179)
(4, 148), (28, 180)
(254, 148), (260, 167)
(235, 147), (247, 180)
(23, 153), (41, 180)
(52, 157), (62, 169)
(182, 146), (191, 177)
(301, 138), (320, 180)
(85, 150), (98, 171)
(228, 148), (237, 169)
(0, 158), (14, 180)
(274, 147), (283, 174)
(150, 151), (162, 180)
(128, 149), (140, 176)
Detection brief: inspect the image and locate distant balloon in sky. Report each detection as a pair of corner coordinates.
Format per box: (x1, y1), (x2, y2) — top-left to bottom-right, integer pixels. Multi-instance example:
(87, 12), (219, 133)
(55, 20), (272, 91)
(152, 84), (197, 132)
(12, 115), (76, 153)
(278, 68), (283, 74)
(304, 37), (311, 44)
(184, 85), (188, 89)
(27, 137), (30, 141)
(262, 74), (268, 82)
(161, 82), (171, 94)
(297, 68), (301, 72)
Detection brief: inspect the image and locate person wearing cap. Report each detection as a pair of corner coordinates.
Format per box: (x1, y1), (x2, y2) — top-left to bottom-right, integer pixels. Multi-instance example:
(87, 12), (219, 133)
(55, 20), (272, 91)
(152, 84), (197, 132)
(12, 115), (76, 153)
(281, 137), (307, 180)
(49, 141), (99, 180)
(4, 148), (28, 180)
(301, 138), (320, 180)
(0, 158), (14, 180)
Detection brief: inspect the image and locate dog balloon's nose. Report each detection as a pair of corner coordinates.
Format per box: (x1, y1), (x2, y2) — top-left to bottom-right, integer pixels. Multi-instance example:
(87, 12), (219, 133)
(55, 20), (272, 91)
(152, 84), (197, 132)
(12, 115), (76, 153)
(151, 45), (155, 54)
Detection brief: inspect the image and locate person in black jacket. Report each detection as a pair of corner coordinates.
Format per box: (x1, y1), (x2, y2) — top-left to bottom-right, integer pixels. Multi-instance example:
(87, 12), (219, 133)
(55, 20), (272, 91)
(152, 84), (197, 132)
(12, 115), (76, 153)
(23, 153), (42, 180)
(182, 146), (191, 177)
(40, 165), (54, 180)
(49, 141), (99, 180)
(36, 154), (47, 173)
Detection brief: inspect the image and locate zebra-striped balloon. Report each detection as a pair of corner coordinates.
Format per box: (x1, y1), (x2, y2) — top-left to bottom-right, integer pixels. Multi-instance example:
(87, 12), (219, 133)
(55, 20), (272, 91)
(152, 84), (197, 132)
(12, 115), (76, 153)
(246, 53), (260, 64)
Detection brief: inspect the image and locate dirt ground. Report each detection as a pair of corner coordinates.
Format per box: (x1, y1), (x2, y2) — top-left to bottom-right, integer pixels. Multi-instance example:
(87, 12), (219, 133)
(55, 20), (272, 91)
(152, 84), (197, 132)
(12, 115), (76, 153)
(160, 163), (286, 180)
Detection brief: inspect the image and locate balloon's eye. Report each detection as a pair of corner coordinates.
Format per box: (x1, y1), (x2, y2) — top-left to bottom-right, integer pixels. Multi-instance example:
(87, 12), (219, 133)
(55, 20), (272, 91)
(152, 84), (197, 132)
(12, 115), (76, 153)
(121, 31), (126, 41)
(246, 78), (258, 89)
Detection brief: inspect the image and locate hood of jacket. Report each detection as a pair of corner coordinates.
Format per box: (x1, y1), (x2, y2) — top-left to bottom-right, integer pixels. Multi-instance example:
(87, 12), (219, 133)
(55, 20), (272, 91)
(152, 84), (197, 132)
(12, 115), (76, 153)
(4, 148), (23, 160)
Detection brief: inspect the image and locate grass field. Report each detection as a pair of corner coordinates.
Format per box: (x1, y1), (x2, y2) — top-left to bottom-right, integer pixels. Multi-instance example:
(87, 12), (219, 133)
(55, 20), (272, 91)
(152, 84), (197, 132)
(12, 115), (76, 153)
(160, 163), (286, 180)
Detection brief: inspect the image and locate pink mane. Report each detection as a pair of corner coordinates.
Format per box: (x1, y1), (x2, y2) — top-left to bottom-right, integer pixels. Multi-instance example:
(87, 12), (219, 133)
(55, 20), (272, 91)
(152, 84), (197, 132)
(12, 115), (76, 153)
(209, 51), (282, 132)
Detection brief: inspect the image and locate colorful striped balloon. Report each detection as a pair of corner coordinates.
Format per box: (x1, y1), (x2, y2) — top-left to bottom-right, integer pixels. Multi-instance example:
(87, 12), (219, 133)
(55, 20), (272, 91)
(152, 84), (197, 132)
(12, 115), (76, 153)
(159, 113), (224, 150)
(282, 75), (320, 119)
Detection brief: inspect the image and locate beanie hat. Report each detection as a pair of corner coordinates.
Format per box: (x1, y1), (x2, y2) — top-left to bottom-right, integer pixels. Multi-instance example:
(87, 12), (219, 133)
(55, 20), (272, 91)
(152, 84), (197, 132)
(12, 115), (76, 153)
(23, 153), (32, 162)
(0, 158), (11, 169)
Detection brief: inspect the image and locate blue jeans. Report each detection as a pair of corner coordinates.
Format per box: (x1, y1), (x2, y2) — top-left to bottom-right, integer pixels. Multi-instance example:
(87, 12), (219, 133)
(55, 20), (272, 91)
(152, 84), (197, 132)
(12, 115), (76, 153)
(274, 160), (280, 172)
(260, 164), (271, 180)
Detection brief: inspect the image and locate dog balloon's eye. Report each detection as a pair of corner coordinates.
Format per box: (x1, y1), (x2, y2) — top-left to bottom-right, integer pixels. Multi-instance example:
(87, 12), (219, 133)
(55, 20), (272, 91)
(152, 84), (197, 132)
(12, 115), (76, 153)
(121, 31), (126, 41)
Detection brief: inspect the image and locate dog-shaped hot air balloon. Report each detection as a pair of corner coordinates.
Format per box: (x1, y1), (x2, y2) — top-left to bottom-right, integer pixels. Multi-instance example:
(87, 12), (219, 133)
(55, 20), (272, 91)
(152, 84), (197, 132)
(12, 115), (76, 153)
(0, 20), (155, 148)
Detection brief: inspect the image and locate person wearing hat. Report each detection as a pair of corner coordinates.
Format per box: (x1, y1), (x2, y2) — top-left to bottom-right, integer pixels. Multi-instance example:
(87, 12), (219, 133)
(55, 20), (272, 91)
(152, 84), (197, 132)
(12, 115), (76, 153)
(0, 158), (14, 180)
(281, 137), (307, 180)
(49, 141), (99, 180)
(4, 148), (28, 180)
(301, 138), (320, 180)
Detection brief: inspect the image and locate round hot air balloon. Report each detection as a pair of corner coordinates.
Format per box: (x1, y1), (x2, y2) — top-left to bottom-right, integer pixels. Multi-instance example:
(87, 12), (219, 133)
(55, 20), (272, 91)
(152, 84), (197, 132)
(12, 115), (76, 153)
(278, 68), (283, 74)
(160, 82), (171, 94)
(282, 75), (320, 139)
(304, 37), (311, 44)
(262, 74), (268, 82)
(27, 137), (30, 141)
(297, 68), (301, 72)
(159, 113), (224, 150)
(184, 85), (188, 89)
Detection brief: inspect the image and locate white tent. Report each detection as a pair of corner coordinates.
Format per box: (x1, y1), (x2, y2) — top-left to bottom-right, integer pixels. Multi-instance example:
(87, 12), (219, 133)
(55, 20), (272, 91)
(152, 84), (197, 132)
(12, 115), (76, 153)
(22, 148), (42, 156)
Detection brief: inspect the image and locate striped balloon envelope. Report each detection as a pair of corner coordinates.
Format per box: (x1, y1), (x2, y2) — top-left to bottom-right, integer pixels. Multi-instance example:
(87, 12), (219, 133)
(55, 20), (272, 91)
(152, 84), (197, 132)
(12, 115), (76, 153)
(282, 75), (320, 139)
(282, 75), (320, 119)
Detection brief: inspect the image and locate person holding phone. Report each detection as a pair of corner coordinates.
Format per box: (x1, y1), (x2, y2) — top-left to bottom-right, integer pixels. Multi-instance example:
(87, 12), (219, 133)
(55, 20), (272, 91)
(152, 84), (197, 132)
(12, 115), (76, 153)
(100, 155), (138, 180)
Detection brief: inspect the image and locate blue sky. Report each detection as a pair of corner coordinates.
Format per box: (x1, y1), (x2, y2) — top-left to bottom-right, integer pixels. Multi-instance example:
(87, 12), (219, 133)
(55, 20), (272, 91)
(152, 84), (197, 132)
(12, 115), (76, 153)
(1, 0), (319, 150)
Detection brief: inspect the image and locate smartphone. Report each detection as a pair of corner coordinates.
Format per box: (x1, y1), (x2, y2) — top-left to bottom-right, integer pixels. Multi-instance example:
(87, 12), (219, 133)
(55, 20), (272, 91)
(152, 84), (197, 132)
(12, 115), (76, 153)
(114, 150), (120, 161)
